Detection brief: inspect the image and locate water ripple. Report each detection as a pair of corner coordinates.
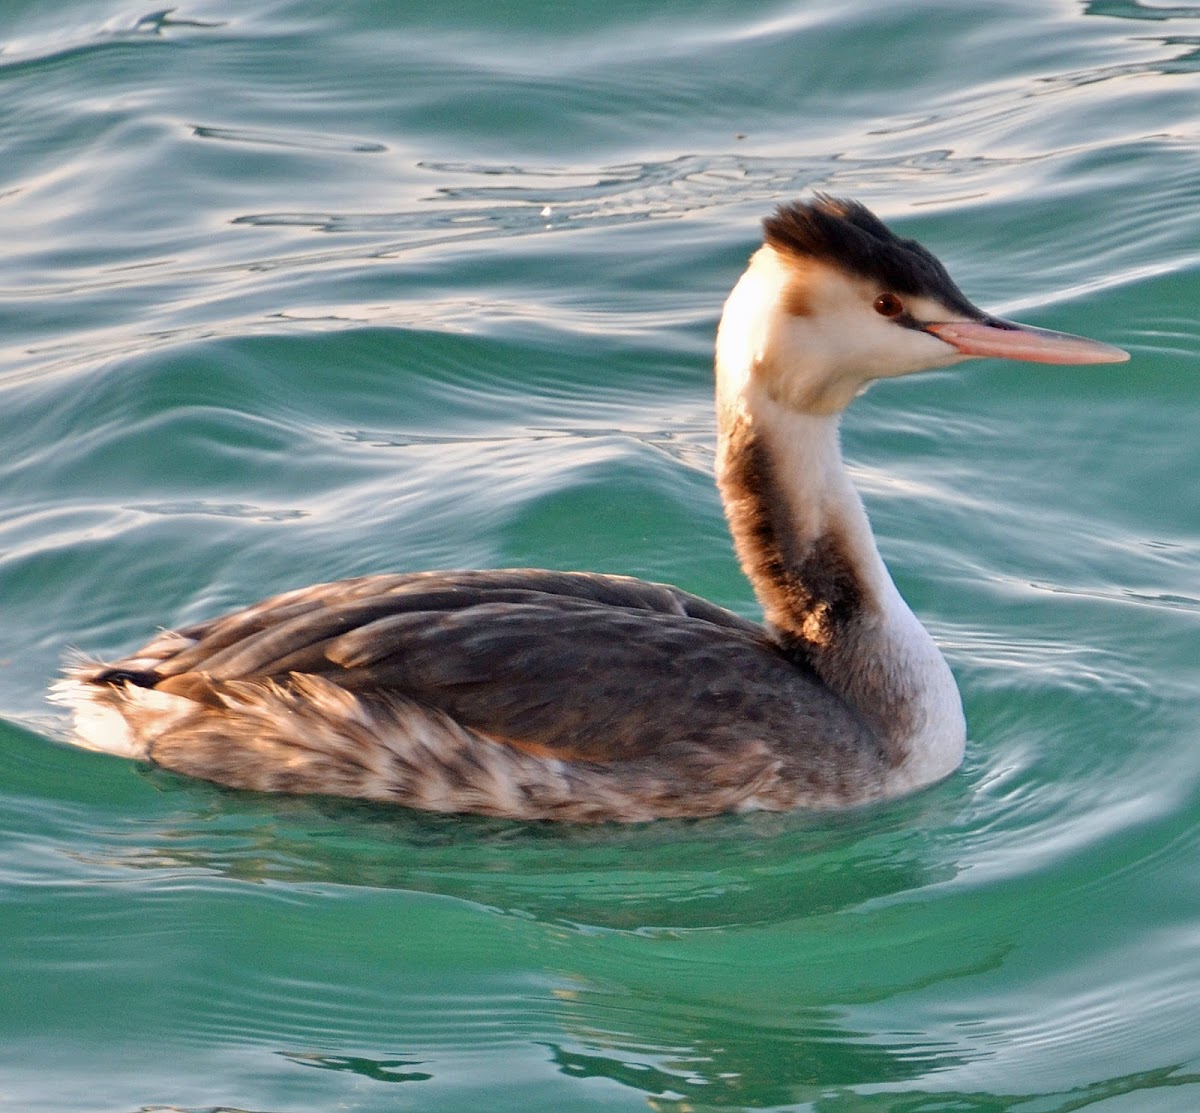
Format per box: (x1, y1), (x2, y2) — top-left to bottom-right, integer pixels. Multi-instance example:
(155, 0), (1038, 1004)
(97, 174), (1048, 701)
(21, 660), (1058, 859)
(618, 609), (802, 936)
(192, 124), (386, 154)
(0, 7), (226, 70)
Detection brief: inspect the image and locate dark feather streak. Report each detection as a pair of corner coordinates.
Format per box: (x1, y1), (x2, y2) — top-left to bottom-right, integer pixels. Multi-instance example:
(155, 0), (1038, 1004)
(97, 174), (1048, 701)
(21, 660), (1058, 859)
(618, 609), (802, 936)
(763, 194), (981, 318)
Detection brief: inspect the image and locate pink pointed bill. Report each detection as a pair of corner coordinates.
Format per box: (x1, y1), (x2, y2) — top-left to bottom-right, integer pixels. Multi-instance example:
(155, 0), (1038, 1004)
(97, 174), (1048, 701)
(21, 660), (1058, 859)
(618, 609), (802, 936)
(926, 319), (1129, 364)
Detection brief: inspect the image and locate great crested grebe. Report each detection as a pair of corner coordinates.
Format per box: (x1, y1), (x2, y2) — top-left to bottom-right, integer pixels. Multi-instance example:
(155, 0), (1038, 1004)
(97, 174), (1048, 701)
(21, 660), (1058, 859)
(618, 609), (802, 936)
(54, 197), (1128, 822)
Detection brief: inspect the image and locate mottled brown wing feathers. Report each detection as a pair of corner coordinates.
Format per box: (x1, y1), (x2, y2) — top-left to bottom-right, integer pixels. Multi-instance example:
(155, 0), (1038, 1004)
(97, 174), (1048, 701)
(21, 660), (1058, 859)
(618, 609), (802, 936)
(94, 570), (862, 763)
(331, 604), (835, 762)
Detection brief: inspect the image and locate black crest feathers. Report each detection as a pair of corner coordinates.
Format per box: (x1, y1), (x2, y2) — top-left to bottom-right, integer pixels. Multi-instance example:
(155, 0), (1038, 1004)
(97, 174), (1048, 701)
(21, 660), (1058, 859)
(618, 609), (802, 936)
(763, 195), (981, 317)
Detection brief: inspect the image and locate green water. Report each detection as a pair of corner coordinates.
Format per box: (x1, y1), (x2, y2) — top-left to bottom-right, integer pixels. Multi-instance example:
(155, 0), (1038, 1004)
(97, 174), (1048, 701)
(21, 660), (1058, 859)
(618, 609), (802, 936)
(2, 1), (1198, 1109)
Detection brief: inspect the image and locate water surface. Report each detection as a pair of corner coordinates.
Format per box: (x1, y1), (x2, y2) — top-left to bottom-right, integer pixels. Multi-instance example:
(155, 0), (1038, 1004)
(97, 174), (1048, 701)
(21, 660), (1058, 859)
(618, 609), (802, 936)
(1, 1), (1198, 1110)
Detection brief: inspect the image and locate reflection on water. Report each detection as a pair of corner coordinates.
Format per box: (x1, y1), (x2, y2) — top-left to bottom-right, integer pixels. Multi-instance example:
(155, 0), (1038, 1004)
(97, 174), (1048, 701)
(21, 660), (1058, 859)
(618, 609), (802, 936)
(232, 149), (1026, 243)
(545, 986), (968, 1108)
(69, 771), (955, 930)
(14, 764), (992, 1103)
(281, 1051), (434, 1083)
(1084, 0), (1200, 21)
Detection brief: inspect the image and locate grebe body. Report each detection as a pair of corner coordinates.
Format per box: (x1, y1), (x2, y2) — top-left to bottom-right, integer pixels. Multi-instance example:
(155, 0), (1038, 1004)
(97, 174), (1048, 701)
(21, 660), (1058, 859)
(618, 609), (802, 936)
(54, 198), (1128, 821)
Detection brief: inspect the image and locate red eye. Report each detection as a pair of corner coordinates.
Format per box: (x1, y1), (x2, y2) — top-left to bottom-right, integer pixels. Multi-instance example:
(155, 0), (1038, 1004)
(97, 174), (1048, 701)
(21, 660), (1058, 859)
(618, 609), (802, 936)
(874, 293), (904, 318)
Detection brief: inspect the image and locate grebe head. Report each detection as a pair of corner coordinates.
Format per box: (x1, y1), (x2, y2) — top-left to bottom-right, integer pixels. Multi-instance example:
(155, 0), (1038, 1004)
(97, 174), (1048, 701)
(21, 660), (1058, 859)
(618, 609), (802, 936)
(716, 195), (1129, 416)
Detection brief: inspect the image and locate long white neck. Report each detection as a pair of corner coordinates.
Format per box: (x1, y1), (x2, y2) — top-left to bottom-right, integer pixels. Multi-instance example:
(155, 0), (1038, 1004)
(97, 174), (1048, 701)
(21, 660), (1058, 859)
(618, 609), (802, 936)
(714, 277), (965, 791)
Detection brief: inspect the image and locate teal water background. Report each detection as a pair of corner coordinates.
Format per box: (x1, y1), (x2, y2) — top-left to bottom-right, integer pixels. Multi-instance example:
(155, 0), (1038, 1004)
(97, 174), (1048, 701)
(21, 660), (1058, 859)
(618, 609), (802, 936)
(2, 2), (1199, 1110)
